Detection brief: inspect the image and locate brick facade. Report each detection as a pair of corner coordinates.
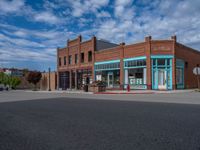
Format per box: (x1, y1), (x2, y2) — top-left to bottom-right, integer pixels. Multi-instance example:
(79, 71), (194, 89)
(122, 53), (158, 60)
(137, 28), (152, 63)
(57, 35), (200, 90)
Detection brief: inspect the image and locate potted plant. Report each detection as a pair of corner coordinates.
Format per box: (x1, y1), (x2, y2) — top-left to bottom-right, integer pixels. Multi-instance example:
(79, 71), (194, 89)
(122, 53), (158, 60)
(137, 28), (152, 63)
(89, 80), (106, 92)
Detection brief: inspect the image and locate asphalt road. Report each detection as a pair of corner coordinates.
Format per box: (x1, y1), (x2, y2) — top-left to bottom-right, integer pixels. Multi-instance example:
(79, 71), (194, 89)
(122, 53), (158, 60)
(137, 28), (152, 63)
(0, 98), (200, 150)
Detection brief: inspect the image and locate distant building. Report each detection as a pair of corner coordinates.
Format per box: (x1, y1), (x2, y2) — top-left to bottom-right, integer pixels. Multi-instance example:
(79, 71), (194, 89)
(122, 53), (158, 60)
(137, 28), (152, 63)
(0, 68), (24, 77)
(0, 68), (4, 73)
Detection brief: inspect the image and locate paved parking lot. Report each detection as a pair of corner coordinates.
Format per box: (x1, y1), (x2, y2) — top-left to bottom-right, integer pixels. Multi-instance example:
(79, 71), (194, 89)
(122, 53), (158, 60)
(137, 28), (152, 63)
(0, 95), (200, 150)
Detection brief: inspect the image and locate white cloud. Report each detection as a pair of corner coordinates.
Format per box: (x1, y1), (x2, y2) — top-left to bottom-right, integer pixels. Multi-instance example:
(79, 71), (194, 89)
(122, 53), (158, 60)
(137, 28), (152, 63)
(114, 0), (134, 20)
(92, 0), (200, 49)
(68, 0), (109, 17)
(0, 0), (24, 14)
(34, 11), (61, 24)
(0, 23), (75, 68)
(0, 0), (63, 25)
(96, 11), (111, 18)
(0, 33), (45, 48)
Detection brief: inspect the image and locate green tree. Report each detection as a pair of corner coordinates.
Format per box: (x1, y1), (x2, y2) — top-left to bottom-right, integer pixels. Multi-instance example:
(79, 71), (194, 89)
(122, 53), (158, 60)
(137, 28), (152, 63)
(0, 72), (5, 84)
(10, 77), (21, 89)
(0, 73), (9, 87)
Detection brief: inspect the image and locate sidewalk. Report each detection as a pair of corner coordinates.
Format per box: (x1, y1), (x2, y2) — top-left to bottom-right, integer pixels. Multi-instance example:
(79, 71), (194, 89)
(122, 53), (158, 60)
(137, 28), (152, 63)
(95, 89), (195, 94)
(24, 89), (196, 94)
(1, 89), (200, 105)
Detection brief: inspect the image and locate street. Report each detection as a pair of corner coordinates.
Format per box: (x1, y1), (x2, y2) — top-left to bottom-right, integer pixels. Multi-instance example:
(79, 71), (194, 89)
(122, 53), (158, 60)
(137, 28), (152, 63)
(0, 94), (200, 150)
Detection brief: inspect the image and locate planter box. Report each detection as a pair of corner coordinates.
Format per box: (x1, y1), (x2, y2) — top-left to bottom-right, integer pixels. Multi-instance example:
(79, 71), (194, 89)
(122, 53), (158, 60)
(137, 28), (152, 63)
(88, 85), (106, 92)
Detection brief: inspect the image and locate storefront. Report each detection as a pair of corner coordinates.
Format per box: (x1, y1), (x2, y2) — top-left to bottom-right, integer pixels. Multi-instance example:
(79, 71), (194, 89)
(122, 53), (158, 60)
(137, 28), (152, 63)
(94, 60), (120, 88)
(124, 56), (147, 89)
(77, 68), (92, 89)
(176, 59), (184, 89)
(151, 55), (173, 90)
(59, 71), (70, 90)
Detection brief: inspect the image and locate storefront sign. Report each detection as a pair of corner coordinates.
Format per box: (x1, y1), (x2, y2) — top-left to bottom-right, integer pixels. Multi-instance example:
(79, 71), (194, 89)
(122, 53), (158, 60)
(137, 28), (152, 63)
(193, 67), (200, 75)
(96, 75), (102, 81)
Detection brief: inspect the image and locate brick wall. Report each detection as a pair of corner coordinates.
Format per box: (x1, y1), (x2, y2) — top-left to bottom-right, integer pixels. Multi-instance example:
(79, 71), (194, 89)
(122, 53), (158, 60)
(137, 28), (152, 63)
(151, 40), (174, 55)
(124, 42), (146, 58)
(95, 46), (122, 62)
(40, 72), (57, 91)
(175, 43), (200, 88)
(57, 47), (67, 71)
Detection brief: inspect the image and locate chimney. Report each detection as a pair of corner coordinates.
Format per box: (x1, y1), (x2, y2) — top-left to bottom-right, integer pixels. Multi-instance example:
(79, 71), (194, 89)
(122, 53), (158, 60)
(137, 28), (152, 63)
(171, 35), (177, 42)
(120, 42), (125, 46)
(78, 35), (82, 42)
(145, 36), (152, 42)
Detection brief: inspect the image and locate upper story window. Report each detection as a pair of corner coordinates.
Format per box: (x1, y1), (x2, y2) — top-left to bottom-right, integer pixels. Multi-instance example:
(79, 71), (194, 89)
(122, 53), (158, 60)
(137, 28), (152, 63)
(157, 59), (165, 66)
(88, 51), (92, 62)
(75, 54), (78, 64)
(124, 59), (146, 68)
(59, 57), (61, 66)
(64, 56), (66, 65)
(81, 52), (84, 63)
(68, 55), (72, 65)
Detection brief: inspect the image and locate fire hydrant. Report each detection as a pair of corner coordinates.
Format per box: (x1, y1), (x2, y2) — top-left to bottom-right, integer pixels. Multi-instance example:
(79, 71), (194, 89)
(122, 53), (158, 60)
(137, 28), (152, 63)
(127, 84), (130, 92)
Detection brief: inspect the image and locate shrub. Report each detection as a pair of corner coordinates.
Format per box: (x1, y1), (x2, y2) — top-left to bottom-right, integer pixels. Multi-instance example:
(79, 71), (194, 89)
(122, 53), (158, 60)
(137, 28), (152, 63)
(0, 73), (21, 89)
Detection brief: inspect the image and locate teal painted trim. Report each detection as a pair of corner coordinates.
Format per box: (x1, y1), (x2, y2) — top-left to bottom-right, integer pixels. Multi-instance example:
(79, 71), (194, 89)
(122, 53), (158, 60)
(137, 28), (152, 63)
(177, 84), (184, 89)
(94, 69), (96, 81)
(165, 59), (168, 89)
(152, 58), (158, 89)
(151, 58), (173, 90)
(124, 66), (146, 69)
(151, 55), (174, 59)
(151, 60), (154, 89)
(176, 59), (185, 68)
(130, 85), (147, 90)
(95, 68), (120, 71)
(169, 59), (173, 90)
(176, 59), (185, 89)
(124, 84), (147, 89)
(153, 65), (172, 67)
(123, 56), (146, 62)
(94, 59), (120, 65)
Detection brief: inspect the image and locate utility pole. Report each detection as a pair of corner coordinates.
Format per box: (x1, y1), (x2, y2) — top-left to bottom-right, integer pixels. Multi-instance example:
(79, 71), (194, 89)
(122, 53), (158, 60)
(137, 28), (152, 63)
(197, 64), (200, 90)
(48, 67), (51, 91)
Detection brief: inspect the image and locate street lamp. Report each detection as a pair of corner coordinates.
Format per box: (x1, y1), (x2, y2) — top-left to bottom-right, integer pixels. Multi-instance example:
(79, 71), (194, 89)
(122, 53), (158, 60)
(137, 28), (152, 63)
(48, 67), (51, 91)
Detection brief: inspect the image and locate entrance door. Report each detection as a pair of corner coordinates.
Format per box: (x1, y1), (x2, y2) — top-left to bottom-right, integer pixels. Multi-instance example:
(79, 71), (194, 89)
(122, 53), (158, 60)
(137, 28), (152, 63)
(107, 73), (113, 88)
(158, 70), (167, 90)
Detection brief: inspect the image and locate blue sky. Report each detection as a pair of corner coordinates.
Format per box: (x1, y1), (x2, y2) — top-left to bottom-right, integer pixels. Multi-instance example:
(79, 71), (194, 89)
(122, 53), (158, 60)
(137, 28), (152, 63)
(0, 0), (200, 71)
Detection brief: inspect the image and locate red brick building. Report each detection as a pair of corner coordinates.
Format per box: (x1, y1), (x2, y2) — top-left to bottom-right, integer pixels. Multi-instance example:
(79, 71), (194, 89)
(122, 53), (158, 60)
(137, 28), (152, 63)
(57, 35), (200, 90)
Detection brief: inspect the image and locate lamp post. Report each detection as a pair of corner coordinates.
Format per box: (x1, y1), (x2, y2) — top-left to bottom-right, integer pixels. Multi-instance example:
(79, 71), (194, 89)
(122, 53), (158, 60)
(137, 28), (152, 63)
(48, 67), (51, 91)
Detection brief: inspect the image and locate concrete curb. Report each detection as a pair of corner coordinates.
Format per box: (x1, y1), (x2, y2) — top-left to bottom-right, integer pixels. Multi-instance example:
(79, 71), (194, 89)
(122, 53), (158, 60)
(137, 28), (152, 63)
(94, 92), (155, 94)
(24, 90), (94, 94)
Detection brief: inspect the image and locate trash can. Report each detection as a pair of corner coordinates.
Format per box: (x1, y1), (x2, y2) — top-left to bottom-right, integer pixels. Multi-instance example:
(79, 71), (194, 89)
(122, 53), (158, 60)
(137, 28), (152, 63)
(84, 85), (88, 92)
